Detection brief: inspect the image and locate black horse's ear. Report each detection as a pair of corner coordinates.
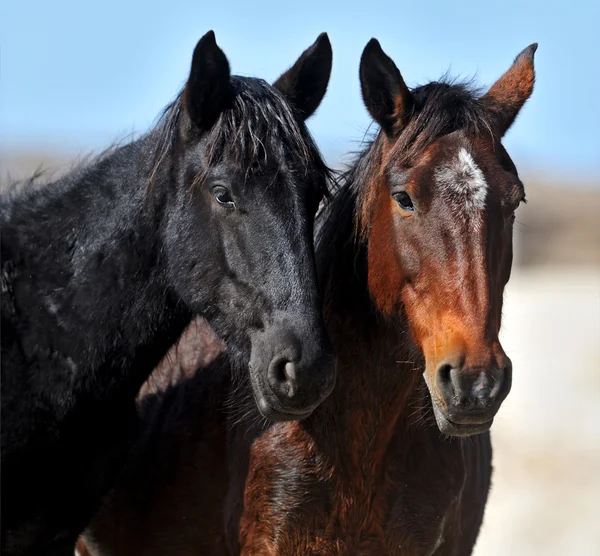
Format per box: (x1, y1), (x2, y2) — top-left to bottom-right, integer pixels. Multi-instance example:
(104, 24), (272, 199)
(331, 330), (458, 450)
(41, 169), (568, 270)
(480, 43), (537, 137)
(184, 31), (232, 131)
(359, 39), (414, 137)
(273, 33), (333, 120)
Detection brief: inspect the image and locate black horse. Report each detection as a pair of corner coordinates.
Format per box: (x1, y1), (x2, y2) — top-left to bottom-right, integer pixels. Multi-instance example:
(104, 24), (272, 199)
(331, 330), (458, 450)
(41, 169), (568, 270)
(0, 31), (335, 555)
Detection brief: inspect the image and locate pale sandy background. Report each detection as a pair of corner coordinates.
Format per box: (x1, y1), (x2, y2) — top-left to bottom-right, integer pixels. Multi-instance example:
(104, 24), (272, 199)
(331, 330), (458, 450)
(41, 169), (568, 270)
(471, 182), (600, 556)
(474, 266), (600, 555)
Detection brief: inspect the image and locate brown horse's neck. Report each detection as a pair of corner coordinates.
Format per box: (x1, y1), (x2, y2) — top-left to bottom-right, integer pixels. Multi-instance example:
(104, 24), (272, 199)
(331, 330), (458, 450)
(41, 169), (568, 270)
(308, 184), (427, 479)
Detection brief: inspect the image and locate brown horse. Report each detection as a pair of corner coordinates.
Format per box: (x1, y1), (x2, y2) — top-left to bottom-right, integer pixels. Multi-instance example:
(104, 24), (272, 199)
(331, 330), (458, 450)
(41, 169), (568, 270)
(79, 40), (537, 555)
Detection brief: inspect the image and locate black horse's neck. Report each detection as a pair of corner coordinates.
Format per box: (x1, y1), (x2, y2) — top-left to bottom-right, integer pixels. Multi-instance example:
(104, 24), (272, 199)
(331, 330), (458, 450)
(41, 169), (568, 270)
(1, 139), (191, 413)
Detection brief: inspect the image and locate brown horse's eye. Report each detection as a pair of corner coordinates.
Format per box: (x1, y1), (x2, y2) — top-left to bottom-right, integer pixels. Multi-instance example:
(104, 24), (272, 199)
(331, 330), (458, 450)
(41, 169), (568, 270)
(393, 191), (415, 211)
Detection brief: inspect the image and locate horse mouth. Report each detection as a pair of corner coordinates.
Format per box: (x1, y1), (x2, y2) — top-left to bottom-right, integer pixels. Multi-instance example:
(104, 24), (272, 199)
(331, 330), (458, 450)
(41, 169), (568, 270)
(432, 403), (494, 437)
(251, 389), (316, 422)
(254, 395), (315, 422)
(259, 405), (314, 422)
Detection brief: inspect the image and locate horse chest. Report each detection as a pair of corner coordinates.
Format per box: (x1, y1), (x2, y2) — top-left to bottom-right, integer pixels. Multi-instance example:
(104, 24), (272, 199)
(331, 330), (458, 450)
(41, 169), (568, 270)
(236, 428), (465, 555)
(381, 448), (466, 555)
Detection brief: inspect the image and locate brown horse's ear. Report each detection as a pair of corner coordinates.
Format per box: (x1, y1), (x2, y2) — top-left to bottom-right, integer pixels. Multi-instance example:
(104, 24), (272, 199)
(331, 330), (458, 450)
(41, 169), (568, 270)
(184, 31), (232, 132)
(480, 44), (538, 137)
(273, 33), (333, 120)
(359, 39), (414, 137)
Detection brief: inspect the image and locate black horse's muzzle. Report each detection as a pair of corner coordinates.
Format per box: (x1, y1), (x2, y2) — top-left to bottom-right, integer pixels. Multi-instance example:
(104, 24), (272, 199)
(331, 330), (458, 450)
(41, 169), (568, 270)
(248, 322), (335, 421)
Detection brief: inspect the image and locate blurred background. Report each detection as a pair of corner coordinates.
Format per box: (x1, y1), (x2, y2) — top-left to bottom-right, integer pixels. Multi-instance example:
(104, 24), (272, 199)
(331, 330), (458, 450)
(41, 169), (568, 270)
(1, 0), (598, 554)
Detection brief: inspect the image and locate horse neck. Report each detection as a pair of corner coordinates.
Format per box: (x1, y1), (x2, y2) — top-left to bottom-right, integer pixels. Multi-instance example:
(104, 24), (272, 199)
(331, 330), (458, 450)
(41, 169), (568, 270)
(3, 139), (191, 403)
(309, 181), (425, 472)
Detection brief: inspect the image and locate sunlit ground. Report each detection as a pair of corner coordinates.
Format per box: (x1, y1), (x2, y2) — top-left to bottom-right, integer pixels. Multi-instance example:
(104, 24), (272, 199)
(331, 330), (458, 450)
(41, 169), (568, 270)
(474, 267), (600, 555)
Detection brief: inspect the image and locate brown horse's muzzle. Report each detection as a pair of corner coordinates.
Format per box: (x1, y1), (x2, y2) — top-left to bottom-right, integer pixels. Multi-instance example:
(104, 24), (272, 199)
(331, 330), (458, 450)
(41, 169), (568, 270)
(423, 347), (512, 437)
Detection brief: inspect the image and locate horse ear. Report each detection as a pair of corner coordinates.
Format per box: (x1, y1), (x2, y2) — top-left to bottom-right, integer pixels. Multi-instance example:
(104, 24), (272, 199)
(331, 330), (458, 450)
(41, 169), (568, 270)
(273, 33), (333, 120)
(184, 31), (232, 131)
(360, 39), (414, 137)
(480, 44), (537, 137)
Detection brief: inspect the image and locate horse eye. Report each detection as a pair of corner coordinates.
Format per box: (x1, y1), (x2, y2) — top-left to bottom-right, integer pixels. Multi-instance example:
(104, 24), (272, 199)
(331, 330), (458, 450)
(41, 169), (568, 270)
(213, 186), (235, 208)
(393, 191), (415, 211)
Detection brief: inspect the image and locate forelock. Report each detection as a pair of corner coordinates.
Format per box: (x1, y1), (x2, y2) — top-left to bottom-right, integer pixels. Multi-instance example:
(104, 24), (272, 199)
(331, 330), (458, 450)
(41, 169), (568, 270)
(148, 77), (331, 191)
(204, 77), (313, 170)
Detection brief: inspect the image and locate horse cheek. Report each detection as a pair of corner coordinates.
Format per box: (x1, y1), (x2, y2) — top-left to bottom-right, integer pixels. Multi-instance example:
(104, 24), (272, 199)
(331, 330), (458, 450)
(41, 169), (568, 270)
(367, 193), (404, 315)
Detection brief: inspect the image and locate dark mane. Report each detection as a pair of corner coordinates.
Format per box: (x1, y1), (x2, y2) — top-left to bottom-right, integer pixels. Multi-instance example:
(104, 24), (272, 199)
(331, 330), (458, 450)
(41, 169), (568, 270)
(1, 142), (130, 203)
(393, 78), (490, 165)
(149, 76), (332, 192)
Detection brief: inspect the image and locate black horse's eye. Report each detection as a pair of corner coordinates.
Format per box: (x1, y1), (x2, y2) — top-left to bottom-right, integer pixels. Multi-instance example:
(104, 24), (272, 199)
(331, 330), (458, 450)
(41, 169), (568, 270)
(393, 191), (415, 211)
(213, 186), (235, 209)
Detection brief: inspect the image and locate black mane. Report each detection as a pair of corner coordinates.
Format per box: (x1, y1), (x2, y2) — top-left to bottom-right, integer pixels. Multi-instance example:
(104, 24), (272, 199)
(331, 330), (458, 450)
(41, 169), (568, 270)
(149, 76), (331, 192)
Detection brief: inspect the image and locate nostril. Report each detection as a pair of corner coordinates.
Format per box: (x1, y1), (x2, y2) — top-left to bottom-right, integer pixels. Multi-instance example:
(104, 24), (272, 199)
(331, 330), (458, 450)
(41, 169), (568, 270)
(438, 364), (452, 385)
(458, 395), (472, 409)
(491, 363), (511, 400)
(282, 361), (298, 398)
(435, 362), (456, 401)
(273, 359), (285, 382)
(268, 356), (298, 399)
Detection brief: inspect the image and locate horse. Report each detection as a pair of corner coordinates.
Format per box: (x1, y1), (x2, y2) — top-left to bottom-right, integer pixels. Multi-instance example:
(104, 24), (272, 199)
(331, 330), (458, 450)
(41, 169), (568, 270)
(78, 40), (537, 555)
(1, 31), (337, 556)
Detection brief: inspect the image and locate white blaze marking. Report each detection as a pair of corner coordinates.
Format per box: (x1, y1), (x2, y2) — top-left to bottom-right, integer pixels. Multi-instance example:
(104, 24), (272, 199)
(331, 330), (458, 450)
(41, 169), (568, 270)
(435, 147), (488, 212)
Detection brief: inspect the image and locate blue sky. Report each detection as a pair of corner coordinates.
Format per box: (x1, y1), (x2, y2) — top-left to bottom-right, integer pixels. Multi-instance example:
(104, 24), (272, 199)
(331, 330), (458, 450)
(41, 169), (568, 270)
(1, 0), (599, 180)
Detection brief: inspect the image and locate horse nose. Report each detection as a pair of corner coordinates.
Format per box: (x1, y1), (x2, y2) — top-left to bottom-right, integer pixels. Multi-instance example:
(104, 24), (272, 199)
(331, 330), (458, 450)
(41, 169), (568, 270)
(435, 357), (512, 416)
(268, 340), (335, 411)
(267, 350), (301, 400)
(250, 322), (335, 420)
